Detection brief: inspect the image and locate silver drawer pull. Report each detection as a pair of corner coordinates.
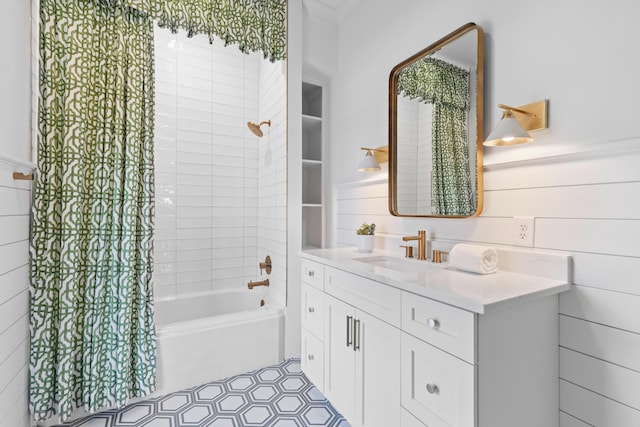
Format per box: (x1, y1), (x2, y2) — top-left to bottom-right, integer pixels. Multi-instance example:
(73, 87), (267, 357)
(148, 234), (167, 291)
(308, 354), (315, 361)
(308, 307), (315, 313)
(427, 318), (440, 329)
(426, 383), (439, 394)
(308, 270), (315, 278)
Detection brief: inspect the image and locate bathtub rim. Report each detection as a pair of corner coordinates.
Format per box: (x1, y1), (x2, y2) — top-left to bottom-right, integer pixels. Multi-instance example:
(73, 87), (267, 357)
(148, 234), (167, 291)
(155, 289), (283, 338)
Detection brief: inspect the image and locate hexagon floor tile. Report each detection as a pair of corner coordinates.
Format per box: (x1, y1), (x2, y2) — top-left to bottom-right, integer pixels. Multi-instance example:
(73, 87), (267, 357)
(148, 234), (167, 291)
(53, 358), (350, 427)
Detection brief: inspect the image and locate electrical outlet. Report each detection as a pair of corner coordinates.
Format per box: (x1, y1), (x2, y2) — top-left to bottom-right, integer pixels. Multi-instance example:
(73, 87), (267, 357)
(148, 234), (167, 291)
(513, 216), (535, 247)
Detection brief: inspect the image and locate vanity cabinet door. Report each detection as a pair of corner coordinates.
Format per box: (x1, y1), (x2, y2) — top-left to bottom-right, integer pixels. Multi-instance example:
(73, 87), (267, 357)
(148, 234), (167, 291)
(301, 329), (324, 392)
(324, 294), (356, 421)
(355, 309), (401, 427)
(324, 294), (401, 427)
(401, 333), (475, 427)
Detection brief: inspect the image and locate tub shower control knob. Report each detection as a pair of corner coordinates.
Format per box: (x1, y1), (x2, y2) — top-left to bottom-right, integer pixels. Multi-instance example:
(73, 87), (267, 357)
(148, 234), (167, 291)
(426, 383), (439, 394)
(259, 256), (272, 275)
(427, 318), (440, 329)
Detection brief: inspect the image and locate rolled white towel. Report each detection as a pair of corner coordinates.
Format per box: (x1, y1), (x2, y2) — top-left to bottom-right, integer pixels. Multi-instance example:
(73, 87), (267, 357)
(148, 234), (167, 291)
(449, 243), (498, 274)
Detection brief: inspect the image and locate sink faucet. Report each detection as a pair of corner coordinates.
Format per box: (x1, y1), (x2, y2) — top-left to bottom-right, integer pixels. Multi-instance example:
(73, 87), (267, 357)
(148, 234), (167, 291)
(402, 230), (427, 260)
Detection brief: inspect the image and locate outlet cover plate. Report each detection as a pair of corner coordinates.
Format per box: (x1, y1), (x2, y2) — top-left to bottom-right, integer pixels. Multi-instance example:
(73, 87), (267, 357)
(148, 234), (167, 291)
(513, 216), (535, 247)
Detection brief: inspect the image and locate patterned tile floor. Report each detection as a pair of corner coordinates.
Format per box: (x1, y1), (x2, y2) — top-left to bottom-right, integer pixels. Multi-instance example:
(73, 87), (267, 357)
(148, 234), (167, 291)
(54, 358), (350, 427)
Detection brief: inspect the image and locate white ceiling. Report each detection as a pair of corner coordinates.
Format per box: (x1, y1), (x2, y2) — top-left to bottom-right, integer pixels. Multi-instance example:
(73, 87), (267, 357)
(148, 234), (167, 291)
(303, 0), (365, 24)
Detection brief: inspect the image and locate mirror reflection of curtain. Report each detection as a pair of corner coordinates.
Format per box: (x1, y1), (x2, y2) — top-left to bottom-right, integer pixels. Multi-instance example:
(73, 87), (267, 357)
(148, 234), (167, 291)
(397, 57), (474, 215)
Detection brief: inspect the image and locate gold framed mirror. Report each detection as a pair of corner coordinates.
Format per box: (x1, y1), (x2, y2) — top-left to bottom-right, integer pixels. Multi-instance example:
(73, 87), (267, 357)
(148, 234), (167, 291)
(389, 23), (484, 217)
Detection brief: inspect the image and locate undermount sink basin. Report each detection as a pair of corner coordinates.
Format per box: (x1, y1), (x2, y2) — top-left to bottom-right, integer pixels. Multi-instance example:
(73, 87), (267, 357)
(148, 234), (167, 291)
(353, 255), (438, 273)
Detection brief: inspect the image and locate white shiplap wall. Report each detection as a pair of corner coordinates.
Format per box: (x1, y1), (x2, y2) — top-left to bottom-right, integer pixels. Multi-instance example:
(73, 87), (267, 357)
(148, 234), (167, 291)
(335, 140), (640, 426)
(0, 161), (32, 427)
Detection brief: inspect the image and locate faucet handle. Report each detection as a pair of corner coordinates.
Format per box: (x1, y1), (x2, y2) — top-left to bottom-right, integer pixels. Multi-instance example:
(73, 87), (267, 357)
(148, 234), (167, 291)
(400, 245), (414, 258)
(432, 250), (449, 263)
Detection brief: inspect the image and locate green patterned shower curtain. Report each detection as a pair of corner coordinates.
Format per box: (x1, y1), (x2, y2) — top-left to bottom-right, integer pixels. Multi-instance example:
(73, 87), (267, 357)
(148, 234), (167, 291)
(120, 0), (287, 61)
(30, 0), (287, 422)
(30, 0), (157, 421)
(397, 57), (474, 215)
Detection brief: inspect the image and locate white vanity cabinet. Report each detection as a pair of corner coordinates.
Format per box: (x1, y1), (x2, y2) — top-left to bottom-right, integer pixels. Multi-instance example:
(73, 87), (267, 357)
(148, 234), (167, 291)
(300, 248), (570, 427)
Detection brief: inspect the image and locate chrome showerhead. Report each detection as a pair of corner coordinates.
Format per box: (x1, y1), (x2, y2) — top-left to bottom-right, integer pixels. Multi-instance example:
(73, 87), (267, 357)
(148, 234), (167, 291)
(247, 120), (271, 137)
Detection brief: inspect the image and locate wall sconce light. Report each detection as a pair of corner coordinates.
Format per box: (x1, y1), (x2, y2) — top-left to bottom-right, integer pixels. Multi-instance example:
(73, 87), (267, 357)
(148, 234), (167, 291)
(358, 146), (389, 172)
(483, 100), (548, 146)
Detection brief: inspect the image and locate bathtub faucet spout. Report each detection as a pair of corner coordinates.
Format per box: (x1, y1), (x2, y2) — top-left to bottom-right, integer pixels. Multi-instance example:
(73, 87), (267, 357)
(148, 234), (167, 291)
(248, 278), (270, 289)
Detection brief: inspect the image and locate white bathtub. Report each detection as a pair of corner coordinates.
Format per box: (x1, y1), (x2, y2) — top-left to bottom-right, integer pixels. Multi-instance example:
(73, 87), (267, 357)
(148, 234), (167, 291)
(153, 289), (284, 396)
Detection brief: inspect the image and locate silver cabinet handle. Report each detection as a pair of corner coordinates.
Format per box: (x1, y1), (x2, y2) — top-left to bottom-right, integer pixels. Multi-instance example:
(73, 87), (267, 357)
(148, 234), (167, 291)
(308, 307), (315, 313)
(308, 354), (314, 361)
(308, 270), (315, 277)
(353, 318), (361, 351)
(426, 383), (439, 394)
(346, 316), (353, 347)
(427, 318), (440, 329)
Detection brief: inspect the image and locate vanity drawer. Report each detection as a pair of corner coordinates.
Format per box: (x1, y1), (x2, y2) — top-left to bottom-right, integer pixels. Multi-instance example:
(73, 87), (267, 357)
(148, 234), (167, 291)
(301, 329), (324, 392)
(301, 258), (325, 290)
(325, 266), (401, 327)
(401, 333), (475, 427)
(402, 291), (476, 363)
(301, 283), (324, 339)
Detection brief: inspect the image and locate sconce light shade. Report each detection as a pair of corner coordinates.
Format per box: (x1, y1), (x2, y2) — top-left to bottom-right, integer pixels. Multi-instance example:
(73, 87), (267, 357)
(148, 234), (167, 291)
(357, 146), (389, 172)
(483, 100), (548, 147)
(358, 150), (381, 172)
(483, 112), (533, 146)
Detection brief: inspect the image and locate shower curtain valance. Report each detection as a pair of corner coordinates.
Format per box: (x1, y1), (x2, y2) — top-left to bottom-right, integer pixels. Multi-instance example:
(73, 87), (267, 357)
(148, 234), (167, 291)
(111, 0), (287, 61)
(397, 57), (470, 111)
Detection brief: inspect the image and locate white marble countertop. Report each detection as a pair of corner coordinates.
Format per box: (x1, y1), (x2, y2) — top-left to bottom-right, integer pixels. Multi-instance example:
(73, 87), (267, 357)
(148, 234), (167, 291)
(301, 247), (572, 314)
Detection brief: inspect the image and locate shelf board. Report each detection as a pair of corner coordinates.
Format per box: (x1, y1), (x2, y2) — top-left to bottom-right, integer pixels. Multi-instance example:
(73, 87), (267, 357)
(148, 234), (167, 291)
(302, 115), (322, 131)
(302, 113), (322, 121)
(302, 203), (322, 208)
(302, 244), (322, 251)
(302, 159), (322, 166)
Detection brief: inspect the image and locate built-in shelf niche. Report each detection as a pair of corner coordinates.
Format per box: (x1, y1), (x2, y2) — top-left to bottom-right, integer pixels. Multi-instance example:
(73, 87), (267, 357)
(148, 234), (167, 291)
(301, 80), (325, 249)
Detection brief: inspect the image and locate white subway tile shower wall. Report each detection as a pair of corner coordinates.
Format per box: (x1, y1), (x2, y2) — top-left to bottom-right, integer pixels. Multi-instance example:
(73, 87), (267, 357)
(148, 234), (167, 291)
(153, 29), (286, 303)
